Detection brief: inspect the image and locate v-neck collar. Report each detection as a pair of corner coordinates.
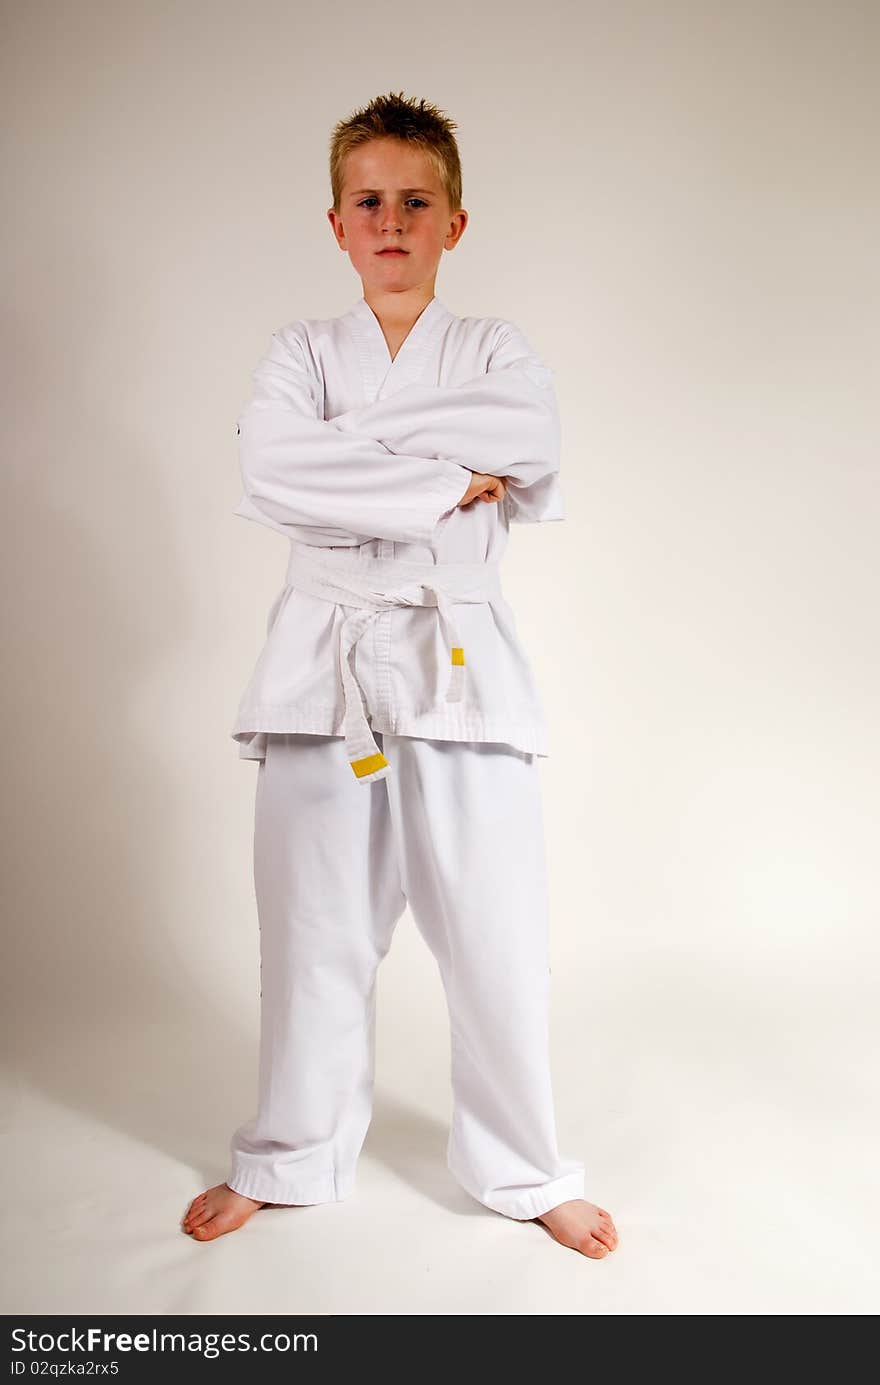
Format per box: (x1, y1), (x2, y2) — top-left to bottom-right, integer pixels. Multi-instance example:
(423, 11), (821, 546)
(346, 294), (452, 403)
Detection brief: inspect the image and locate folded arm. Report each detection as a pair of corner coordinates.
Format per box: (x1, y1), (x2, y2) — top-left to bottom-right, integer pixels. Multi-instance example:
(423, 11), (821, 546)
(234, 327), (472, 546)
(329, 319), (565, 522)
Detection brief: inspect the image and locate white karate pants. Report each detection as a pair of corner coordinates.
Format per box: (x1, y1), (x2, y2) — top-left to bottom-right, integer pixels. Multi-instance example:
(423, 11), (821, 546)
(226, 730), (585, 1220)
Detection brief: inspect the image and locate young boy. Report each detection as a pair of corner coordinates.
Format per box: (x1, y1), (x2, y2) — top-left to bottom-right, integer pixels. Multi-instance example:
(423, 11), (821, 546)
(183, 92), (618, 1260)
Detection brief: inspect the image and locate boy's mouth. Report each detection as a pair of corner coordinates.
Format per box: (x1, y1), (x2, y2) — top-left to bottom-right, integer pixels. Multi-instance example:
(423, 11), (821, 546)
(377, 248), (408, 255)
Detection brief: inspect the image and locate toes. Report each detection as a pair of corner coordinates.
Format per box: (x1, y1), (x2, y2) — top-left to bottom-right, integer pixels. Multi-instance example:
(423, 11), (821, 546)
(578, 1236), (608, 1258)
(592, 1225), (617, 1251)
(183, 1193), (208, 1222)
(191, 1220), (222, 1241)
(183, 1200), (217, 1232)
(187, 1206), (215, 1230)
(191, 1207), (253, 1240)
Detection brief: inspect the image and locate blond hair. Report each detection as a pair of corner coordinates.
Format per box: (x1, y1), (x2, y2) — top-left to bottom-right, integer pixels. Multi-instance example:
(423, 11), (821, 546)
(329, 90), (462, 214)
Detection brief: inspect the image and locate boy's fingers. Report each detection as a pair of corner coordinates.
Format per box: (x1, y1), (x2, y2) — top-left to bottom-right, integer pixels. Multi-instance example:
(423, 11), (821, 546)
(459, 473), (506, 506)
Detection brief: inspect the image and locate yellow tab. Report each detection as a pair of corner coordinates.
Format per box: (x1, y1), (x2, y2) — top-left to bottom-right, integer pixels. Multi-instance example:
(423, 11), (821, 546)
(451, 646), (465, 666)
(350, 752), (389, 779)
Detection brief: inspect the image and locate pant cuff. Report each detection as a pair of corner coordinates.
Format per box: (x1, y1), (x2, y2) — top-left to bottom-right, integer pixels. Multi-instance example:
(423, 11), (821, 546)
(226, 1163), (355, 1206)
(458, 1167), (587, 1221)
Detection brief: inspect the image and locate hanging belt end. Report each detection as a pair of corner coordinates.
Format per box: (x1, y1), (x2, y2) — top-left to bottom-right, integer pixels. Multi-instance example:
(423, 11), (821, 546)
(350, 751), (391, 785)
(446, 646), (466, 702)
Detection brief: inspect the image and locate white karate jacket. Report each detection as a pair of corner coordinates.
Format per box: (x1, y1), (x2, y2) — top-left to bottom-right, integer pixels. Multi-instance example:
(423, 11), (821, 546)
(231, 294), (565, 764)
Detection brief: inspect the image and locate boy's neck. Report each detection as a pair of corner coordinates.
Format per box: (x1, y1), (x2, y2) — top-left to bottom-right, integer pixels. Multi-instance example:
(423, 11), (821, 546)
(362, 285), (437, 333)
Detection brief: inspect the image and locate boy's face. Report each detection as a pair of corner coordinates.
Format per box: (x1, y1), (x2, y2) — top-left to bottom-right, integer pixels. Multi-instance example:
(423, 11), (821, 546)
(328, 138), (467, 298)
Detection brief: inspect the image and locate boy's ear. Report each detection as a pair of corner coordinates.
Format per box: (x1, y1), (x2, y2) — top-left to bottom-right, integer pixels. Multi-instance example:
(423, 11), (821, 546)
(444, 208), (468, 250)
(327, 208), (346, 249)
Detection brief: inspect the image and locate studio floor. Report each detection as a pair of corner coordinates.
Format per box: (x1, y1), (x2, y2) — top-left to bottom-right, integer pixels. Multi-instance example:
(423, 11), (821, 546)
(3, 951), (876, 1316)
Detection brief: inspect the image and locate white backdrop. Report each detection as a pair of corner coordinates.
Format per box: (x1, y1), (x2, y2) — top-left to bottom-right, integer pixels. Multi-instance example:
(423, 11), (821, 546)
(2, 0), (877, 1314)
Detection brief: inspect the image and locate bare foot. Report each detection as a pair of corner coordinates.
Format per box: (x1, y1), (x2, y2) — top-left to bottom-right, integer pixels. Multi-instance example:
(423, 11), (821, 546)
(533, 1199), (619, 1258)
(181, 1183), (268, 1241)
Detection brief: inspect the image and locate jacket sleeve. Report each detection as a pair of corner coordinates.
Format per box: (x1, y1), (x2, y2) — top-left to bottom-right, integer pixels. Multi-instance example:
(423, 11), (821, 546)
(233, 325), (472, 546)
(329, 319), (565, 523)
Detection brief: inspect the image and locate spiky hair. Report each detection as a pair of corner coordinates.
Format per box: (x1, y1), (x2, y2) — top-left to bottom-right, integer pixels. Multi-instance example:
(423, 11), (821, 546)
(329, 90), (462, 213)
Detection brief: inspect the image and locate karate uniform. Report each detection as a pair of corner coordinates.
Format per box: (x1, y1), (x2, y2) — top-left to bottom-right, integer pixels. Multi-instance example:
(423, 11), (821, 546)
(226, 296), (586, 1219)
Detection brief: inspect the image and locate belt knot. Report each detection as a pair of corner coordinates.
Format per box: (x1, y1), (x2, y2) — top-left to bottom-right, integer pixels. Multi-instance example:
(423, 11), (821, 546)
(284, 540), (502, 784)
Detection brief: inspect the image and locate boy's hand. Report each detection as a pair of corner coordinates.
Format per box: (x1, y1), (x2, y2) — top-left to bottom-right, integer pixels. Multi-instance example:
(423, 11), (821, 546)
(458, 472), (508, 507)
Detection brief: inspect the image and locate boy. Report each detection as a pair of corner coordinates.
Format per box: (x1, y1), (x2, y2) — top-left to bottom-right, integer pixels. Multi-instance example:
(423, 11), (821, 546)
(183, 92), (618, 1260)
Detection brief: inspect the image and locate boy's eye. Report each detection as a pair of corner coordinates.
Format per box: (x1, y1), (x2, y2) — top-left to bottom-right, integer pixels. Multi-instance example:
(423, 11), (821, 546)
(357, 198), (428, 209)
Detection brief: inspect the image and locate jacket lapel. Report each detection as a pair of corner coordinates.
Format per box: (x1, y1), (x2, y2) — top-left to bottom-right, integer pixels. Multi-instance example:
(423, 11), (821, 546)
(346, 295), (452, 403)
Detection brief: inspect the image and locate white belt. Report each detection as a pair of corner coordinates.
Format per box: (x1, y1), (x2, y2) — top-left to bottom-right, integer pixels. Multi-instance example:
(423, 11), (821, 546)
(285, 539), (503, 785)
